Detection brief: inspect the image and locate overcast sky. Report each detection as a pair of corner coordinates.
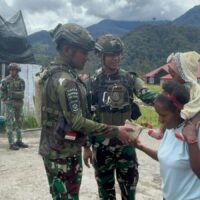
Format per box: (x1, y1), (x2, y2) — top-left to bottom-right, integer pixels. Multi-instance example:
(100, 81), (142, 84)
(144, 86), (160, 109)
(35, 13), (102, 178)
(1, 0), (200, 34)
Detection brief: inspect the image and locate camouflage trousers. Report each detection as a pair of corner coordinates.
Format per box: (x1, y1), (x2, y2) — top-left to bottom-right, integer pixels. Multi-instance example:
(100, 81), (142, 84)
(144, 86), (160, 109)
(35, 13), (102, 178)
(92, 143), (139, 200)
(43, 154), (82, 200)
(5, 104), (24, 145)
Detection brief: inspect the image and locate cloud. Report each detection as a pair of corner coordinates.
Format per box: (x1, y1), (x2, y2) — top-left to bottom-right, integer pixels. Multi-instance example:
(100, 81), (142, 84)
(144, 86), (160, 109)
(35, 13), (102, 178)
(77, 0), (188, 21)
(0, 0), (15, 19)
(0, 0), (199, 34)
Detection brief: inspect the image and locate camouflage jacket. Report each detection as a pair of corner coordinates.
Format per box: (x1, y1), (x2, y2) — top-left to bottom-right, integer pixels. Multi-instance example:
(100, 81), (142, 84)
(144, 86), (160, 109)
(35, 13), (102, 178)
(39, 59), (119, 159)
(0, 75), (25, 105)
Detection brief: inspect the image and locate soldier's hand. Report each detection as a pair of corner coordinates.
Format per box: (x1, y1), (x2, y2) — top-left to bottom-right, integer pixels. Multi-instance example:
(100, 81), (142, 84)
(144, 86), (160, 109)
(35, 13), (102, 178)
(83, 147), (93, 168)
(125, 119), (144, 139)
(117, 126), (135, 145)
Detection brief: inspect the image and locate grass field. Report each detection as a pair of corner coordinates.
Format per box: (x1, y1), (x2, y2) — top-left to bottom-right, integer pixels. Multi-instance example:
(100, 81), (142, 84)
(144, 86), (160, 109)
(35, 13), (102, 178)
(145, 84), (162, 93)
(136, 105), (160, 127)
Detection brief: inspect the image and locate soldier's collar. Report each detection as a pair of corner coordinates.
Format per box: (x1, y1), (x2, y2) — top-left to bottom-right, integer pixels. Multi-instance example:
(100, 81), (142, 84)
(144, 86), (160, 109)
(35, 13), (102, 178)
(51, 57), (79, 78)
(102, 67), (119, 75)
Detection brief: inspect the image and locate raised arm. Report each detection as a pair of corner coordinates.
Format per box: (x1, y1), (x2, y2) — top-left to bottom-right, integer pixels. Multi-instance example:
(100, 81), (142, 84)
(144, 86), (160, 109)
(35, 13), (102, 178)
(183, 117), (200, 178)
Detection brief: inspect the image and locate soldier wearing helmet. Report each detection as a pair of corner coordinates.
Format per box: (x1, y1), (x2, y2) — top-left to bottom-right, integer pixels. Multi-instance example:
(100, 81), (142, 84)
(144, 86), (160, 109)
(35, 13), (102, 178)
(83, 34), (157, 200)
(0, 63), (28, 150)
(38, 23), (135, 200)
(8, 63), (21, 72)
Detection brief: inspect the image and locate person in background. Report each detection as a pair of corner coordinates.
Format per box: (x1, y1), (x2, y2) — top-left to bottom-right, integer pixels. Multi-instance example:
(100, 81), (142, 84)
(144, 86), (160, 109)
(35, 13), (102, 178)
(83, 34), (157, 200)
(0, 63), (28, 150)
(135, 80), (200, 200)
(39, 23), (135, 200)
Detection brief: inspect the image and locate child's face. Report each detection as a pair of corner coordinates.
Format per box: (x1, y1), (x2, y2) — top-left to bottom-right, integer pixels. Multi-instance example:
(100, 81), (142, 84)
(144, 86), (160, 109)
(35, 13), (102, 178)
(154, 102), (181, 129)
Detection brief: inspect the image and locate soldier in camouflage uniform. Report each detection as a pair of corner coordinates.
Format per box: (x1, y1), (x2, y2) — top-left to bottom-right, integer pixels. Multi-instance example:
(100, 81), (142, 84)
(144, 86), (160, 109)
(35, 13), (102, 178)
(83, 34), (157, 200)
(39, 23), (136, 200)
(0, 63), (28, 150)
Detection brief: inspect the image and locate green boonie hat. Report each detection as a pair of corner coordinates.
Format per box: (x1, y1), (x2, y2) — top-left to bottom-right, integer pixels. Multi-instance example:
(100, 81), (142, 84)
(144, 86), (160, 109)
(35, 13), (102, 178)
(50, 23), (95, 51)
(95, 34), (124, 54)
(8, 63), (21, 72)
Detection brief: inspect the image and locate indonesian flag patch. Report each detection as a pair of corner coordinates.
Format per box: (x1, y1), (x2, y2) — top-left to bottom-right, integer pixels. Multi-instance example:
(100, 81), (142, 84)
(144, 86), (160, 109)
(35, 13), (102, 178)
(65, 131), (77, 141)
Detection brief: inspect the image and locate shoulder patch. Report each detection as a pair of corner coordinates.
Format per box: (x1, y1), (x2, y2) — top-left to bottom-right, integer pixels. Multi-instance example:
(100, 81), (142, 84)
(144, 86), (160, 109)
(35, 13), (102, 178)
(59, 78), (66, 86)
(65, 80), (80, 112)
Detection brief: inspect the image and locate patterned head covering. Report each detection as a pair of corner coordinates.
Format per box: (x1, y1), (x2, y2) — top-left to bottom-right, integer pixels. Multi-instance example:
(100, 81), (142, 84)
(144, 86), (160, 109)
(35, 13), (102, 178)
(167, 51), (200, 119)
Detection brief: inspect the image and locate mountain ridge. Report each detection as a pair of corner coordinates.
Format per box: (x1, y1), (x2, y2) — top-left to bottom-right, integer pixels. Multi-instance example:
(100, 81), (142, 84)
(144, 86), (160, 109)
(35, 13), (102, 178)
(28, 5), (200, 74)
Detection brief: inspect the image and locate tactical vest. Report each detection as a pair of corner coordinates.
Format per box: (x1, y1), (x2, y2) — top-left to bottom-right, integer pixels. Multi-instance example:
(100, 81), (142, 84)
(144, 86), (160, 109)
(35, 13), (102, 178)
(41, 66), (91, 128)
(92, 68), (133, 126)
(4, 76), (25, 102)
(39, 64), (90, 157)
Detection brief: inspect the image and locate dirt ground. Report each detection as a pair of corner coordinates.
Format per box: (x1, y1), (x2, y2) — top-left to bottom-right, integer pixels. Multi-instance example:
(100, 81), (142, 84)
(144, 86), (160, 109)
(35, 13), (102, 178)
(0, 130), (162, 200)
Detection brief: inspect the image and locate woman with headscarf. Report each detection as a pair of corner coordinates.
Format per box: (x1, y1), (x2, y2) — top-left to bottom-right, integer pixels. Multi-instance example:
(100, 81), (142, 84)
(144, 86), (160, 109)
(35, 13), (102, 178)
(148, 51), (200, 141)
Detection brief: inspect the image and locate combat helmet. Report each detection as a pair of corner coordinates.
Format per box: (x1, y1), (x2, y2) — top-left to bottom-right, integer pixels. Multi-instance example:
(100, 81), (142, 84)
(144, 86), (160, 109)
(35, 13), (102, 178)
(95, 34), (124, 54)
(50, 23), (95, 51)
(8, 63), (21, 72)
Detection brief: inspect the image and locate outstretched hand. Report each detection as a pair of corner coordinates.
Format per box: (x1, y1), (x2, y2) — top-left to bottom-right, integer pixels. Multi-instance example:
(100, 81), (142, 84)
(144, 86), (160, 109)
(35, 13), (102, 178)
(125, 120), (144, 138)
(117, 126), (135, 145)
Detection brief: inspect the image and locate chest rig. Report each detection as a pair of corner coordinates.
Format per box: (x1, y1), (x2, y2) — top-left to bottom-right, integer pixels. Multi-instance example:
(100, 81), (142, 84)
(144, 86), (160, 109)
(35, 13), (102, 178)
(93, 69), (132, 126)
(6, 76), (25, 100)
(41, 65), (89, 143)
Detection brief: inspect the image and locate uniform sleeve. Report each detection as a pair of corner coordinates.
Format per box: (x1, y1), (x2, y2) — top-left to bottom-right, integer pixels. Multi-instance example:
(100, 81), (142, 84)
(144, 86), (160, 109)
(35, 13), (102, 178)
(134, 77), (158, 104)
(0, 80), (7, 101)
(57, 78), (118, 138)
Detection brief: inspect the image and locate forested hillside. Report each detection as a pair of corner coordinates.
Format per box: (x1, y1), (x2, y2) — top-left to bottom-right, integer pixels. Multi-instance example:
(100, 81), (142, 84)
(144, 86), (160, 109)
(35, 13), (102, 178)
(28, 5), (200, 75)
(85, 24), (200, 75)
(173, 5), (200, 26)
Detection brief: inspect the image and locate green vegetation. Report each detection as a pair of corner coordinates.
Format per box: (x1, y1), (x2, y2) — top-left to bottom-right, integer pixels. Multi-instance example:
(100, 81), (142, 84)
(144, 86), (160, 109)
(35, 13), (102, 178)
(121, 24), (200, 75)
(30, 24), (200, 74)
(136, 105), (160, 127)
(23, 113), (39, 129)
(86, 24), (200, 75)
(145, 84), (162, 93)
(135, 84), (161, 127)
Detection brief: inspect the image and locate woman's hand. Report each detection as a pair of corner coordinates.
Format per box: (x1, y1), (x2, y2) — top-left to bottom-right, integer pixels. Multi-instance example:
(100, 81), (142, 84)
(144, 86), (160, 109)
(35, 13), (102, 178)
(183, 120), (199, 144)
(83, 147), (93, 168)
(134, 138), (144, 150)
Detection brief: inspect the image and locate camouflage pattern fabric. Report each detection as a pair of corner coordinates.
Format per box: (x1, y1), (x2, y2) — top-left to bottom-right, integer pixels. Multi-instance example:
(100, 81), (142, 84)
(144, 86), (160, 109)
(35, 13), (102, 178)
(93, 144), (138, 200)
(5, 104), (24, 144)
(0, 74), (25, 145)
(39, 58), (121, 200)
(43, 154), (82, 200)
(88, 68), (157, 200)
(39, 60), (119, 160)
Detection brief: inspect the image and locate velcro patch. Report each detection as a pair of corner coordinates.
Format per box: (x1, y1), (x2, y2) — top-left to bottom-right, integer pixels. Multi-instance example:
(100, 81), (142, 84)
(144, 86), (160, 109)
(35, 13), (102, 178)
(65, 80), (80, 112)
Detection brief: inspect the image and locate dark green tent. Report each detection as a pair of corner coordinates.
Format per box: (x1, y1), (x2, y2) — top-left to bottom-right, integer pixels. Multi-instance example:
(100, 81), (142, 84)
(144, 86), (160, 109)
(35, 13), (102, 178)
(0, 10), (35, 64)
